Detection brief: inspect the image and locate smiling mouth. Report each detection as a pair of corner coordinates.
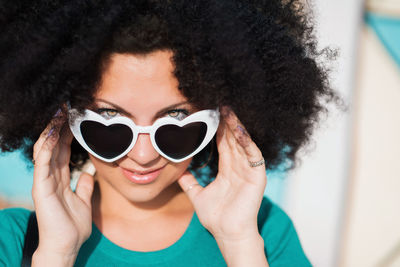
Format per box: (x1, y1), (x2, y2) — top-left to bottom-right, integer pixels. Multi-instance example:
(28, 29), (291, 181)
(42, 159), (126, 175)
(120, 165), (166, 184)
(122, 164), (166, 174)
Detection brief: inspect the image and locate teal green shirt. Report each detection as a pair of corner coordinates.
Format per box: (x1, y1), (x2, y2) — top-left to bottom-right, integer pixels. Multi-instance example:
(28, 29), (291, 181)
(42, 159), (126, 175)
(0, 197), (311, 266)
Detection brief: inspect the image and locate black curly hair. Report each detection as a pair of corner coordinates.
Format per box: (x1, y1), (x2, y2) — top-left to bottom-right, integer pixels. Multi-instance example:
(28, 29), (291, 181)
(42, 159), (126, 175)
(0, 0), (338, 180)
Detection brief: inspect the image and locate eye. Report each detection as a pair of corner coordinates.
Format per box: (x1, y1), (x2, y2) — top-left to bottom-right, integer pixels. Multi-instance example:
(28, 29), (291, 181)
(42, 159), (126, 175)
(96, 108), (120, 119)
(167, 109), (189, 120)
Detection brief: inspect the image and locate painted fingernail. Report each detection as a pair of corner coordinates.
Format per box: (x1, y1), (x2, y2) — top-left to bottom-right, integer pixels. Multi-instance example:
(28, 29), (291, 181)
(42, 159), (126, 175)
(237, 125), (248, 136)
(53, 108), (62, 118)
(47, 127), (55, 138)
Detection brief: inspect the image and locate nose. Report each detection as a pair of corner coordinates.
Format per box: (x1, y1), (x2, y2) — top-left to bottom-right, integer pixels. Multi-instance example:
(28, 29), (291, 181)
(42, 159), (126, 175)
(125, 133), (160, 165)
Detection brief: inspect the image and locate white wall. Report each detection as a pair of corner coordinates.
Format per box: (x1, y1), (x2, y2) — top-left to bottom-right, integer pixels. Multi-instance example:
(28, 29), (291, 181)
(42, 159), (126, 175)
(341, 24), (400, 267)
(281, 1), (364, 266)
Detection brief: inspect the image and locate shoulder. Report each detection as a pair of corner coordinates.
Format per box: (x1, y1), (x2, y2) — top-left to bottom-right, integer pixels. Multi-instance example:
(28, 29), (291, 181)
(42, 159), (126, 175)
(0, 207), (32, 265)
(257, 197), (293, 234)
(257, 197), (312, 266)
(0, 207), (31, 231)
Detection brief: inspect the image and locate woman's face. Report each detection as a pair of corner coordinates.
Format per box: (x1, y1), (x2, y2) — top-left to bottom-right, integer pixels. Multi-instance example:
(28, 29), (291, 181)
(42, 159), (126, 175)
(89, 50), (194, 203)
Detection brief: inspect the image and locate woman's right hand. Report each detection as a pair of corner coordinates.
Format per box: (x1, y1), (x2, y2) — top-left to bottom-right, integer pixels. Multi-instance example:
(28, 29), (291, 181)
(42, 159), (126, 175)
(31, 110), (94, 266)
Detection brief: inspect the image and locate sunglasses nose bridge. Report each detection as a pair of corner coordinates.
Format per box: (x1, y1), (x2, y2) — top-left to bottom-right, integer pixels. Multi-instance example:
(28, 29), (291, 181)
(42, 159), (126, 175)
(135, 125), (152, 134)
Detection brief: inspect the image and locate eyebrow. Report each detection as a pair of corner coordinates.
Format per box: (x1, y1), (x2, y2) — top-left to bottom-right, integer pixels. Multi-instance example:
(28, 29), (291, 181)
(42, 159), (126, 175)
(94, 98), (190, 118)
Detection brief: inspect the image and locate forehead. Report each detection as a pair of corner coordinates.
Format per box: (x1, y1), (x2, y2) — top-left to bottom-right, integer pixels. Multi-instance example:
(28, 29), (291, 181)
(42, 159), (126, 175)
(95, 51), (187, 114)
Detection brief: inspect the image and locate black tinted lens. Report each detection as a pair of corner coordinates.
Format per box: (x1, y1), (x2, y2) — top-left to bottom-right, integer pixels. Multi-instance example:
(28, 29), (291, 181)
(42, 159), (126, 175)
(81, 121), (133, 159)
(155, 122), (207, 160)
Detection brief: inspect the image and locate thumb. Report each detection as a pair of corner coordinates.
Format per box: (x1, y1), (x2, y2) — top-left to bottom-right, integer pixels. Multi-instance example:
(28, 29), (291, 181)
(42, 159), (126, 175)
(177, 171), (203, 203)
(75, 172), (95, 208)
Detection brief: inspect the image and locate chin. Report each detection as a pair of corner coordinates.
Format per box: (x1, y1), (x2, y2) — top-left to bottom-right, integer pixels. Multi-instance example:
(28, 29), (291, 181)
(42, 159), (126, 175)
(126, 191), (164, 203)
(120, 179), (179, 204)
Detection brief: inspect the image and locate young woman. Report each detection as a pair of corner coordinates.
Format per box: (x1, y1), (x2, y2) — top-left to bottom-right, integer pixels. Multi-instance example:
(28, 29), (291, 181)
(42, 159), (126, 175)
(0, 0), (337, 266)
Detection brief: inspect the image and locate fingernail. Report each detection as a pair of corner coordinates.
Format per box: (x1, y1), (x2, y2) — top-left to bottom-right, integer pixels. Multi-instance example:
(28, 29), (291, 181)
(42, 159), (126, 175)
(53, 108), (62, 118)
(237, 125), (248, 136)
(47, 127), (55, 138)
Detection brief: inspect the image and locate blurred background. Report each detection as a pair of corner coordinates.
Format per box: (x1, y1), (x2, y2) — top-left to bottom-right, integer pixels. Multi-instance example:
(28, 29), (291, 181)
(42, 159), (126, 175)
(1, 0), (399, 266)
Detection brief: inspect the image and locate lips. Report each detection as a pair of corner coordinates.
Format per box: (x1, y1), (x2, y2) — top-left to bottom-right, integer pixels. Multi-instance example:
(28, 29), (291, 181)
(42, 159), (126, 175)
(120, 165), (165, 185)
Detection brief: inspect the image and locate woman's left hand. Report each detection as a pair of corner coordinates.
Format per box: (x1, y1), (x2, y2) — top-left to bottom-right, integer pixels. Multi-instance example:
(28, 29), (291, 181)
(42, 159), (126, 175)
(178, 106), (267, 241)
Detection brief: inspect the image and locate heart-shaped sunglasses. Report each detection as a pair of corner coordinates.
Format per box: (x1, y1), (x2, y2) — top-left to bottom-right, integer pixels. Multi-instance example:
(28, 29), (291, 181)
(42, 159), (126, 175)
(68, 108), (220, 163)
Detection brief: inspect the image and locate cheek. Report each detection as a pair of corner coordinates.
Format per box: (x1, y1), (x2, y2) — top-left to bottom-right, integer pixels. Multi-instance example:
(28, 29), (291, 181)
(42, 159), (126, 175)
(163, 159), (192, 181)
(88, 155), (118, 174)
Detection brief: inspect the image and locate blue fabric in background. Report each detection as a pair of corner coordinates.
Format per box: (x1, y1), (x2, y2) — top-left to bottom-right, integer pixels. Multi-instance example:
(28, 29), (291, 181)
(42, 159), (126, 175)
(0, 151), (33, 204)
(366, 12), (400, 70)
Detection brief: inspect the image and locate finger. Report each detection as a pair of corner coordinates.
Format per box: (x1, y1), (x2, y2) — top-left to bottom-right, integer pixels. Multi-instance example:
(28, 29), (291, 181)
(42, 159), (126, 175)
(219, 106), (241, 147)
(216, 116), (227, 150)
(32, 124), (62, 185)
(75, 172), (94, 208)
(32, 109), (66, 160)
(220, 106), (250, 143)
(33, 125), (51, 160)
(215, 118), (234, 168)
(55, 123), (74, 166)
(57, 126), (74, 187)
(217, 107), (247, 169)
(233, 124), (263, 163)
(177, 171), (203, 202)
(48, 119), (69, 183)
(220, 106), (262, 163)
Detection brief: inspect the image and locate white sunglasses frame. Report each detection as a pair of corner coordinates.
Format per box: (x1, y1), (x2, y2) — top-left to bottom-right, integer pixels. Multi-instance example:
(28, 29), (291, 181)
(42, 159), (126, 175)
(68, 108), (220, 163)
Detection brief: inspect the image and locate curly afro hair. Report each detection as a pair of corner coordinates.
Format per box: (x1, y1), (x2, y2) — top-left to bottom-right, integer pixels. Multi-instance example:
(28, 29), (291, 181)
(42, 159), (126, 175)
(0, 0), (338, 180)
